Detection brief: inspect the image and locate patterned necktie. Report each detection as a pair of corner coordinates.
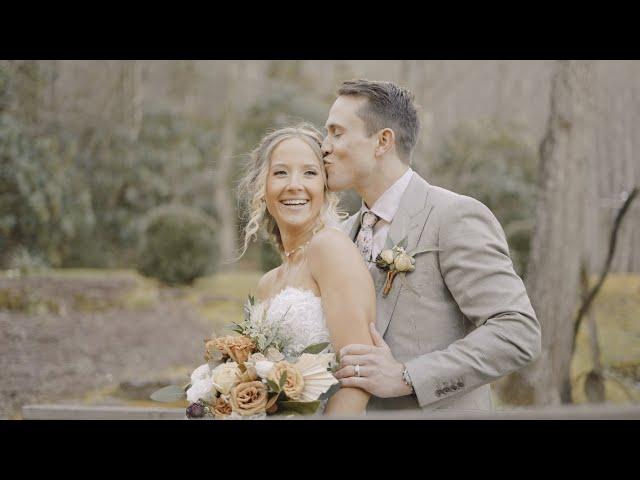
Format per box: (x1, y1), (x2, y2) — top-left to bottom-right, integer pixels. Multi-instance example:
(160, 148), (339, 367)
(356, 211), (380, 264)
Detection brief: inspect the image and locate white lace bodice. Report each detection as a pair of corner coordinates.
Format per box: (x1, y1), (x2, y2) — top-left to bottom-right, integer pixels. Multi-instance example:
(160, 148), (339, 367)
(259, 287), (331, 357)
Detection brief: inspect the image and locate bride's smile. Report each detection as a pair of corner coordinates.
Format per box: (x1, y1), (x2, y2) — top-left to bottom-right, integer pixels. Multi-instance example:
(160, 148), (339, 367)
(265, 137), (325, 235)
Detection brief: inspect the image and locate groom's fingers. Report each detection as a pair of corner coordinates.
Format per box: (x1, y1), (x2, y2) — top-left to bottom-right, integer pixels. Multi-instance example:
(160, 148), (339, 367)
(340, 344), (373, 357)
(334, 365), (371, 379)
(339, 354), (374, 367)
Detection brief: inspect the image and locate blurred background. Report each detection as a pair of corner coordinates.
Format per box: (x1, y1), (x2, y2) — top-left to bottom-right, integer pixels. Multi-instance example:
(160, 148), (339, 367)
(1, 60), (638, 418)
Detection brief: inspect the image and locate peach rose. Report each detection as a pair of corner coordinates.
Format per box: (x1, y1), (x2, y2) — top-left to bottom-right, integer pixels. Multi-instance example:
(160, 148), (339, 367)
(268, 361), (304, 400)
(213, 397), (232, 418)
(204, 339), (223, 362)
(214, 335), (256, 364)
(229, 381), (269, 416)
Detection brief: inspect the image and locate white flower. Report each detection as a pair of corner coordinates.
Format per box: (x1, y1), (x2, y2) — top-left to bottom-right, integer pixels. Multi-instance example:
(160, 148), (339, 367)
(293, 353), (339, 402)
(186, 377), (217, 403)
(190, 363), (212, 384)
(211, 362), (240, 395)
(254, 360), (275, 379)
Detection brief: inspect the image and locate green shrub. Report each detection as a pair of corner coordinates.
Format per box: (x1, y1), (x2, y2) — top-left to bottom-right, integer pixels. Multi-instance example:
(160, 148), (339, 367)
(137, 205), (218, 285)
(0, 113), (95, 268)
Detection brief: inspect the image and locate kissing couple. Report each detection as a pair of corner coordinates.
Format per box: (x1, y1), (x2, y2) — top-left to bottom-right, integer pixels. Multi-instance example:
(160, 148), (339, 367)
(235, 79), (541, 416)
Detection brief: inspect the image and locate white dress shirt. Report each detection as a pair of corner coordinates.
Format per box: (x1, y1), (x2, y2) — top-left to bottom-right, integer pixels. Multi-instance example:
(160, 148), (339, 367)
(360, 168), (414, 268)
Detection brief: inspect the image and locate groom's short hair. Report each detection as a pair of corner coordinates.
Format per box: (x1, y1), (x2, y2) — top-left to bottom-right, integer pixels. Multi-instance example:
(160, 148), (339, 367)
(338, 79), (420, 164)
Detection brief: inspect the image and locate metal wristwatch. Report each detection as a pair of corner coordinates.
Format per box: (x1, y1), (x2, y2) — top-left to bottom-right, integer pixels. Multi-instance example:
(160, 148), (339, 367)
(401, 366), (414, 394)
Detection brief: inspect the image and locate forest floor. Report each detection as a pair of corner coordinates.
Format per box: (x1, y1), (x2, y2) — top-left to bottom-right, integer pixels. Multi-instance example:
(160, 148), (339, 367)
(1, 269), (638, 419)
(0, 269), (260, 419)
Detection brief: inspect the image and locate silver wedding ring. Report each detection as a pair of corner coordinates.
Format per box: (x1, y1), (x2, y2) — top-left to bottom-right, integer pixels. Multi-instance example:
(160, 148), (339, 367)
(355, 364), (361, 377)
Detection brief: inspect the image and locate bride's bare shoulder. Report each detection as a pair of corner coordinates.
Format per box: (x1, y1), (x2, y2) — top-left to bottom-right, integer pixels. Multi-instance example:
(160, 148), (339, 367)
(307, 226), (358, 261)
(256, 266), (281, 301)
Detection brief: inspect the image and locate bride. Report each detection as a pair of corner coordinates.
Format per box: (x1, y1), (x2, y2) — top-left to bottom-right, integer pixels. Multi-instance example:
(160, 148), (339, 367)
(237, 123), (376, 416)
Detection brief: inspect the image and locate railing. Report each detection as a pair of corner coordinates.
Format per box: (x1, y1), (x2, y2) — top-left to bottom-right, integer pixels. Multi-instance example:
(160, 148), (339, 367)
(21, 402), (640, 420)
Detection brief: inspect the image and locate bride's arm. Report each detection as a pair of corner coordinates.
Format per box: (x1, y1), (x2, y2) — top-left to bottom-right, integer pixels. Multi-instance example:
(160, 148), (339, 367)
(307, 228), (376, 416)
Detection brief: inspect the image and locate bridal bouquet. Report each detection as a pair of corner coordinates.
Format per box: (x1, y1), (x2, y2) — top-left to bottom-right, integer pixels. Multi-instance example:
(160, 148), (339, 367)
(150, 296), (339, 419)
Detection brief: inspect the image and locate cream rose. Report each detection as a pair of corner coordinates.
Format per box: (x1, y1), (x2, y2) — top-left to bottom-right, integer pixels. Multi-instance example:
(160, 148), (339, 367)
(268, 361), (305, 400)
(211, 362), (240, 395)
(394, 252), (415, 272)
(236, 364), (258, 383)
(264, 346), (285, 362)
(380, 249), (395, 265)
(229, 381), (269, 416)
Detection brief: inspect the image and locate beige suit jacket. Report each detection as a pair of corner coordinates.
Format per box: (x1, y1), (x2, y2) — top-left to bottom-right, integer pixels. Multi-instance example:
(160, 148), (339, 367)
(341, 172), (541, 411)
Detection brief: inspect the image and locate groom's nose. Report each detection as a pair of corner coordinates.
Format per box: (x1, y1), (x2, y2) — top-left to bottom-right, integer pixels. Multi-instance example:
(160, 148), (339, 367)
(321, 138), (332, 157)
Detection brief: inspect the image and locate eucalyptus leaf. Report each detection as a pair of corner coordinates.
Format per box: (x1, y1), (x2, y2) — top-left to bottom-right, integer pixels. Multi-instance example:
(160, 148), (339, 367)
(279, 370), (288, 389)
(150, 385), (186, 403)
(399, 235), (409, 250)
(384, 236), (394, 250)
(230, 325), (244, 334)
(266, 379), (281, 393)
(301, 342), (330, 355)
(278, 400), (321, 416)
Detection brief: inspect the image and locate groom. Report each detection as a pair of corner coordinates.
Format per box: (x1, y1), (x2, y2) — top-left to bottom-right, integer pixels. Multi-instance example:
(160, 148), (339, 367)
(323, 79), (541, 412)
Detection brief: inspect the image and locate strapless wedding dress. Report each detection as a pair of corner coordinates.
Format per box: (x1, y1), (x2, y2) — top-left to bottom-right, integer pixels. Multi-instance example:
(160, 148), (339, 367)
(258, 286), (332, 357)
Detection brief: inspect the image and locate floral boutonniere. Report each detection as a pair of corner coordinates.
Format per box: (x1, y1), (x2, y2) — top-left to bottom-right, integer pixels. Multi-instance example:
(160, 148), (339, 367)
(375, 236), (440, 297)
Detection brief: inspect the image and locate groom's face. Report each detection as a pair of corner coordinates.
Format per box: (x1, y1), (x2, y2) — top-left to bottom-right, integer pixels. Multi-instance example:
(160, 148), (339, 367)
(322, 95), (378, 192)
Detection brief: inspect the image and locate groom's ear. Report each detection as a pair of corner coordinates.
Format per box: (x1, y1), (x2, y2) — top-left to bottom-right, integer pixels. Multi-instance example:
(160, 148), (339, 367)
(375, 128), (395, 157)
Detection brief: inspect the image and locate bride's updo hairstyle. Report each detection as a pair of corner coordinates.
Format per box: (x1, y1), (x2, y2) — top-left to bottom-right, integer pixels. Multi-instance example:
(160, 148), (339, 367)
(237, 123), (346, 260)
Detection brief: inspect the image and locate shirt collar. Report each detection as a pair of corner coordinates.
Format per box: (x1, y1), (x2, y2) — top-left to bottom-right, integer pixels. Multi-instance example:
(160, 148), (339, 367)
(362, 168), (414, 223)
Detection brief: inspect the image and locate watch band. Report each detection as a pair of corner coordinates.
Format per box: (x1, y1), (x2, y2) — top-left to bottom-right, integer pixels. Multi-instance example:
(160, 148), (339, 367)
(402, 366), (414, 393)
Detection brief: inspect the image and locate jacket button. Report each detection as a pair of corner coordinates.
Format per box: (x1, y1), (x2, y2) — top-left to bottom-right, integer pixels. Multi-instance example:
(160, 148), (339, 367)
(435, 389), (443, 397)
(457, 381), (464, 388)
(443, 387), (450, 393)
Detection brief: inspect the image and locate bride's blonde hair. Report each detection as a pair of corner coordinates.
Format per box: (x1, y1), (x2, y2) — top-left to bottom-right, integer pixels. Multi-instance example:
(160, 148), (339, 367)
(237, 123), (347, 260)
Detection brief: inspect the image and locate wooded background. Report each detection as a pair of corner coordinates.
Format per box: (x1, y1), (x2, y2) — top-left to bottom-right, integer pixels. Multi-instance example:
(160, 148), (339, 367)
(1, 60), (638, 410)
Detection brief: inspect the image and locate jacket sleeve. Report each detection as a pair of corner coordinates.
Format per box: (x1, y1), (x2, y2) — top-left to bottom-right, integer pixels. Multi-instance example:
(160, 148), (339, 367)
(404, 195), (541, 407)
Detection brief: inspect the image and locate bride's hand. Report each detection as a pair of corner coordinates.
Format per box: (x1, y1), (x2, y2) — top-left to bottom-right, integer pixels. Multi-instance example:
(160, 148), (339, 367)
(335, 323), (413, 398)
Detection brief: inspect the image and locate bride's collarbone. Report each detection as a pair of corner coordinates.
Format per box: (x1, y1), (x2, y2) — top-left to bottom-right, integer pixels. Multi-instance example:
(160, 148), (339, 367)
(267, 263), (319, 298)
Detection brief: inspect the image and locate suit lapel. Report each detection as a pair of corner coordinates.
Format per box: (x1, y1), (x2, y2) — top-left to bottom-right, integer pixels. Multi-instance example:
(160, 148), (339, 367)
(341, 207), (363, 242)
(376, 174), (433, 336)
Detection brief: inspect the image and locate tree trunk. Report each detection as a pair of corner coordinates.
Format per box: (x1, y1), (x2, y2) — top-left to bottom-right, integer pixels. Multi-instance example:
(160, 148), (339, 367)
(494, 60), (595, 406)
(118, 61), (144, 141)
(213, 62), (244, 269)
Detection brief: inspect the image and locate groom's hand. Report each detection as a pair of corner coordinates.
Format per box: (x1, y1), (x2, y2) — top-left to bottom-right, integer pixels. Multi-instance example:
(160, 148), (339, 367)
(335, 323), (413, 398)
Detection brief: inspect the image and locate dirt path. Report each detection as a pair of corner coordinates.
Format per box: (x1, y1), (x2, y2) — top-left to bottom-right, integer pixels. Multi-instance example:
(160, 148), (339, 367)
(0, 272), (215, 419)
